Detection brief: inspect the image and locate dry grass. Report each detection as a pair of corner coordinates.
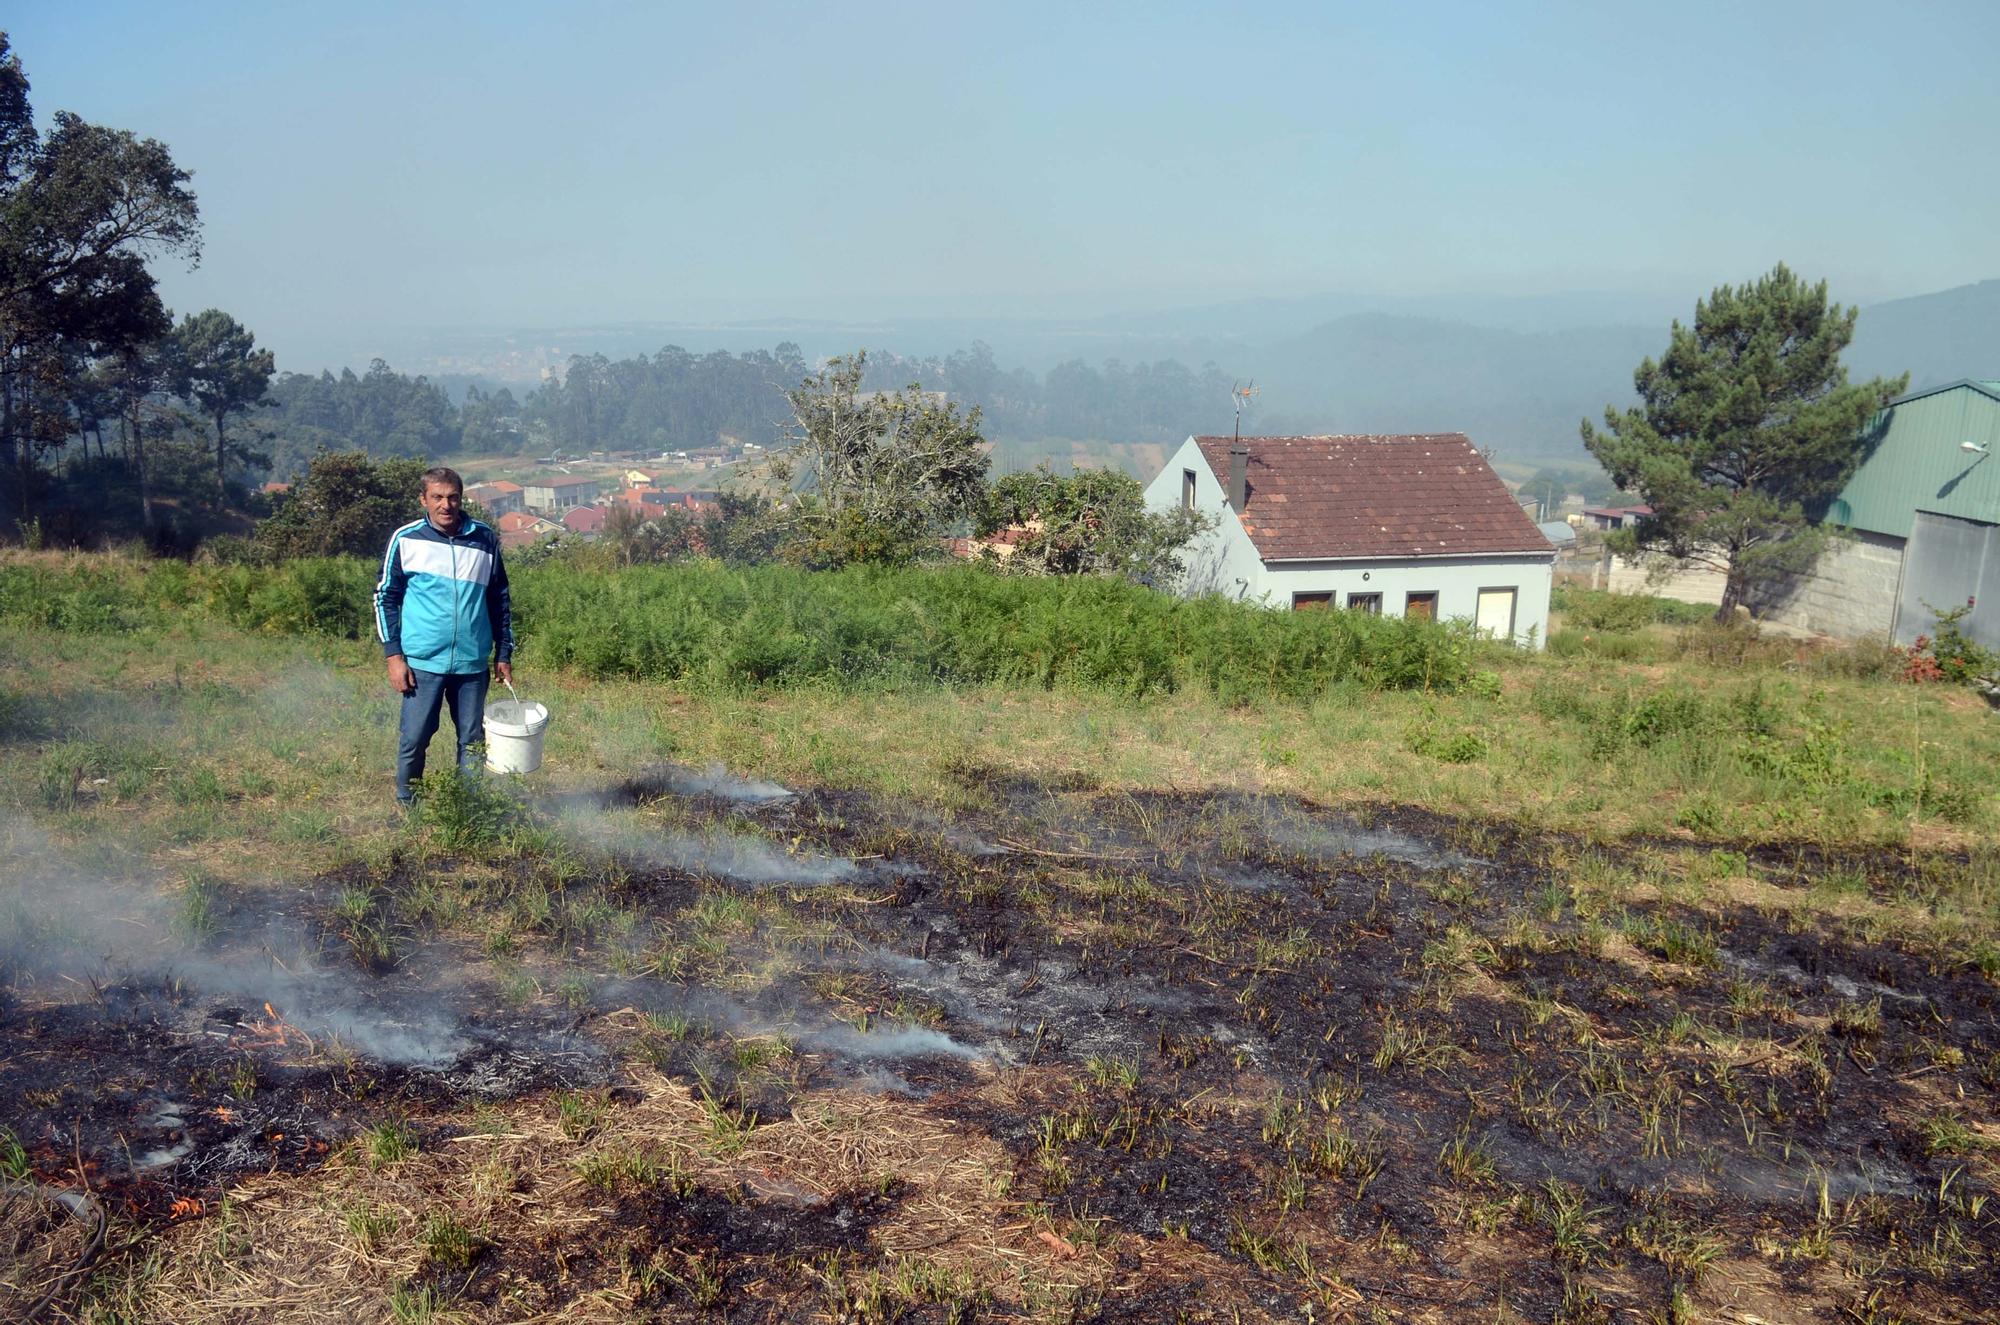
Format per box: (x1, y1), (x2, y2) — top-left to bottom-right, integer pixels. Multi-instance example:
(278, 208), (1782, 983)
(5, 607), (1999, 1324)
(130, 1067), (1090, 1324)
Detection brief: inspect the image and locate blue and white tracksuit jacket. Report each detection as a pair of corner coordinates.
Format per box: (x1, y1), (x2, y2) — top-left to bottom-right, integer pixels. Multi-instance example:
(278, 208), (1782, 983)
(374, 518), (514, 675)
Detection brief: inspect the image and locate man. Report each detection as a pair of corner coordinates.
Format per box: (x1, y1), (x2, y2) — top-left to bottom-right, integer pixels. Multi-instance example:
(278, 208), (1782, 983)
(373, 467), (515, 806)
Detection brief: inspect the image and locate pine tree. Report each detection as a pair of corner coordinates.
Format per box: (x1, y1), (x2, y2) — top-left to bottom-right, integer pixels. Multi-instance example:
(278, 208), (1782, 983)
(1581, 263), (1907, 618)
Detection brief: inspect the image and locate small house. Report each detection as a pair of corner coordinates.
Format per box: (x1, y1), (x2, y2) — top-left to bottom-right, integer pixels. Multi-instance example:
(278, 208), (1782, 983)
(495, 510), (563, 550)
(496, 511), (561, 537)
(1580, 505), (1652, 531)
(562, 505), (607, 536)
(1145, 433), (1556, 647)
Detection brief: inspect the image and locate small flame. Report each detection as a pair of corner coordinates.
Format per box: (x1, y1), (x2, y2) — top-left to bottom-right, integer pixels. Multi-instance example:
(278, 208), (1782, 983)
(170, 1197), (203, 1219)
(226, 1002), (317, 1058)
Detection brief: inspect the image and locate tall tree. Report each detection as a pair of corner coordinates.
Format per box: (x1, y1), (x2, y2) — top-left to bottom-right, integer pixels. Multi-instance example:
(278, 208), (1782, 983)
(176, 308), (274, 504)
(1518, 468), (1569, 520)
(0, 33), (199, 530)
(1580, 264), (1908, 618)
(772, 352), (989, 567)
(253, 450), (426, 559)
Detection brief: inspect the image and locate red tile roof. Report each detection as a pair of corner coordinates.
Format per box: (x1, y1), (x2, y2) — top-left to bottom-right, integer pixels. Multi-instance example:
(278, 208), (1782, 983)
(479, 480), (523, 493)
(1192, 434), (1553, 560)
(563, 506), (606, 533)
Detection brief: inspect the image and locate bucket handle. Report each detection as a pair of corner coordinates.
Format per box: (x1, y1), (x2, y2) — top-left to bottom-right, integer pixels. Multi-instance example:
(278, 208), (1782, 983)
(496, 677), (543, 724)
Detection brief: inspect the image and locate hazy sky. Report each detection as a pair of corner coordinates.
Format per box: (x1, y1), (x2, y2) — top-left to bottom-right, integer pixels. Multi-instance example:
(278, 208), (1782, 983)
(12, 1), (2000, 370)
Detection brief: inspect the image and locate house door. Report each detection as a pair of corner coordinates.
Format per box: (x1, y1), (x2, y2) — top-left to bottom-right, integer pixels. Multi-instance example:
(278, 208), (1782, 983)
(1896, 511), (2000, 650)
(1405, 591), (1437, 621)
(1475, 587), (1517, 639)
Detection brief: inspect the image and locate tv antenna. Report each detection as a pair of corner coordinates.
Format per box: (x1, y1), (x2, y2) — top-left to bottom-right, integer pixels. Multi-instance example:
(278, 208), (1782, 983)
(1230, 380), (1260, 445)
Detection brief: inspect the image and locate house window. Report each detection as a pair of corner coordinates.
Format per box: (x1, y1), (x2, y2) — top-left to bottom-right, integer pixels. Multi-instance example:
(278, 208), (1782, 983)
(1292, 592), (1333, 611)
(1475, 587), (1518, 639)
(1405, 591), (1438, 621)
(1181, 469), (1197, 511)
(1346, 592), (1382, 614)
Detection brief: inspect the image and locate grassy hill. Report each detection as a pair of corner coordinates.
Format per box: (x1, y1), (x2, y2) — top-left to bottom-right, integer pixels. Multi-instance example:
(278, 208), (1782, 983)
(2, 554), (1996, 1324)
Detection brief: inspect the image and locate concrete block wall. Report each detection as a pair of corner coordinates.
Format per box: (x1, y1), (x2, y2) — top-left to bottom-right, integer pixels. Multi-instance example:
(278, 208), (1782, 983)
(1749, 530), (1905, 640)
(1602, 555), (1726, 606)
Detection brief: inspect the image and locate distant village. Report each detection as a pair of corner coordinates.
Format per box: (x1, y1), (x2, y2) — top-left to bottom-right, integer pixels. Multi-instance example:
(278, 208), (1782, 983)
(453, 439), (766, 549)
(465, 469), (725, 550)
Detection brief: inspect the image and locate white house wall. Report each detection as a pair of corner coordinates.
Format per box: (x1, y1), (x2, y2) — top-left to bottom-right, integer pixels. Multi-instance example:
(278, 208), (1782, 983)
(1142, 436), (1267, 598)
(1254, 556), (1552, 647)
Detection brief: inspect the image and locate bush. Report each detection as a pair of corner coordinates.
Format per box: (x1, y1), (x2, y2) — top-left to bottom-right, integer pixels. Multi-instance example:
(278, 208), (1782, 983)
(1549, 629), (1660, 662)
(513, 560), (1472, 699)
(1552, 587), (1712, 633)
(214, 559), (377, 637)
(0, 559), (159, 632)
(415, 767), (520, 852)
(3, 553), (1473, 703)
(1408, 723), (1487, 763)
(1900, 602), (1995, 686)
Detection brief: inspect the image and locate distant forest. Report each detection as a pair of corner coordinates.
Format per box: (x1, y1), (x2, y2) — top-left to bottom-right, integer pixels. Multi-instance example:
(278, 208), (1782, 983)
(254, 343), (1244, 478)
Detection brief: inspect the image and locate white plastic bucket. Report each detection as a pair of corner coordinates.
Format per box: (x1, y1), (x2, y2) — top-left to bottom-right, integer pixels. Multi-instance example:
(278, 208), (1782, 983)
(484, 699), (549, 774)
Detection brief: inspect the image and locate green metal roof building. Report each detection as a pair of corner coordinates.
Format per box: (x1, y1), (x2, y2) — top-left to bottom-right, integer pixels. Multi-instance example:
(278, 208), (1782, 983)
(1755, 379), (2000, 648)
(1825, 380), (2000, 536)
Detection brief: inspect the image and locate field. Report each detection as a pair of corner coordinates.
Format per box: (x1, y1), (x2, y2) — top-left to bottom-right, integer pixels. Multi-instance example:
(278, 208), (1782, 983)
(1, 555), (1997, 1324)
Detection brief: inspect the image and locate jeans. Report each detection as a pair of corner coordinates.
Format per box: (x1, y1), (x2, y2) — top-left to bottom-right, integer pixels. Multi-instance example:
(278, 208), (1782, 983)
(396, 668), (489, 803)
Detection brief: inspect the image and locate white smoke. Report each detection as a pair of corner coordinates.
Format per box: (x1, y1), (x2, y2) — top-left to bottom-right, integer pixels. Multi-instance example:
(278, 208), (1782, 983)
(648, 762), (795, 804)
(0, 810), (470, 1066)
(552, 800), (860, 886)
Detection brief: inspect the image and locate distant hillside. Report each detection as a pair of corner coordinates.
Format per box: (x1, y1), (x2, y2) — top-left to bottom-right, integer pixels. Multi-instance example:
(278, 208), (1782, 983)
(1238, 280), (1999, 463)
(368, 278), (1999, 469)
(1246, 314), (1661, 460)
(1846, 279), (2000, 391)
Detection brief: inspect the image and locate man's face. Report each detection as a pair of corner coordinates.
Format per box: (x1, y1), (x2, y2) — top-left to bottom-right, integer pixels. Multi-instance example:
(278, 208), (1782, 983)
(422, 481), (463, 531)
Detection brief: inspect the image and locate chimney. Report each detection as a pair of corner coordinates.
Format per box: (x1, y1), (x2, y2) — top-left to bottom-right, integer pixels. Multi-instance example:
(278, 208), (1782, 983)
(1228, 444), (1249, 513)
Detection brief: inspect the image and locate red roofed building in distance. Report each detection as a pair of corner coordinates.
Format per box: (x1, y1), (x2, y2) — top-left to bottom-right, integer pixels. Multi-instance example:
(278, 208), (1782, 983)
(495, 511), (563, 549)
(465, 480), (524, 518)
(563, 505), (607, 536)
(1145, 433), (1557, 647)
(948, 521), (1038, 563)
